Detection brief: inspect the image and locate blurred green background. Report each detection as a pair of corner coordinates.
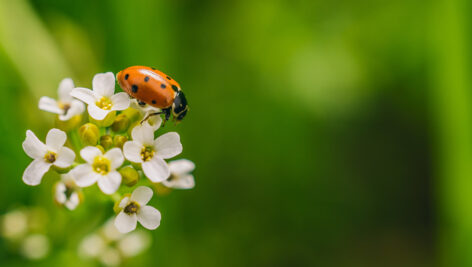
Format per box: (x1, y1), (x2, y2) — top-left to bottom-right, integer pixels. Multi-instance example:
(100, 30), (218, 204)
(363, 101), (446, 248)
(1, 0), (472, 266)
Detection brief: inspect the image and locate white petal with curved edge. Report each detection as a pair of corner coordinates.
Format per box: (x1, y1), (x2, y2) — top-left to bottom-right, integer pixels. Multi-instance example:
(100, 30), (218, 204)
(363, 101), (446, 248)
(59, 100), (85, 121)
(55, 183), (67, 203)
(54, 147), (75, 168)
(162, 174), (195, 189)
(137, 206), (161, 230)
(123, 141), (143, 163)
(45, 128), (67, 151)
(72, 164), (99, 187)
(130, 186), (153, 205)
(142, 156), (170, 182)
(154, 132), (182, 159)
(119, 197), (130, 208)
(97, 171), (122, 194)
(80, 146), (102, 164)
(93, 72), (115, 97)
(115, 212), (137, 234)
(38, 97), (62, 114)
(58, 78), (74, 101)
(105, 148), (124, 169)
(146, 115), (162, 131)
(71, 87), (96, 104)
(65, 192), (79, 210)
(88, 103), (110, 120)
(23, 130), (47, 159)
(23, 159), (51, 186)
(110, 92), (130, 111)
(131, 124), (154, 145)
(169, 159), (195, 175)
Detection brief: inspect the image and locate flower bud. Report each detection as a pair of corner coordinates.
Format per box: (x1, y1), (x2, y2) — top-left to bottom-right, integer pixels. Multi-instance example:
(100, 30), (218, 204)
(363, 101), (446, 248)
(55, 114), (83, 132)
(113, 135), (128, 149)
(154, 183), (172, 196)
(100, 135), (114, 150)
(89, 111), (116, 127)
(79, 123), (99, 146)
(119, 166), (139, 187)
(121, 107), (141, 123)
(111, 114), (130, 133)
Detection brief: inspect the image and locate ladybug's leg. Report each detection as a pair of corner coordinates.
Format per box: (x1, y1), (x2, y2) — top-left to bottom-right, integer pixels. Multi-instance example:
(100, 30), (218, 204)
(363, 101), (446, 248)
(141, 111), (163, 124)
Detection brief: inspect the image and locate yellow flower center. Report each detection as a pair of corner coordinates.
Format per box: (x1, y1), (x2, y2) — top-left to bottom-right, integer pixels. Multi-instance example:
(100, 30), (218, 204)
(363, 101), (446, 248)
(124, 201), (140, 215)
(96, 97), (113, 110)
(44, 151), (57, 163)
(141, 146), (155, 161)
(58, 101), (71, 114)
(92, 156), (111, 175)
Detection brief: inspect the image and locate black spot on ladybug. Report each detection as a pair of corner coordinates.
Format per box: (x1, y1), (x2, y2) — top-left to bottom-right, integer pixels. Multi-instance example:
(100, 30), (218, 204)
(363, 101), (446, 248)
(124, 74), (129, 80)
(152, 100), (156, 104)
(171, 85), (178, 92)
(144, 76), (150, 82)
(166, 76), (171, 80)
(160, 84), (166, 89)
(132, 85), (138, 93)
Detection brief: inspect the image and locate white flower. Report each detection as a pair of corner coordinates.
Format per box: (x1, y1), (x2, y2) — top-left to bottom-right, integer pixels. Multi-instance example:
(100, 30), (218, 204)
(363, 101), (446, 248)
(123, 124), (182, 182)
(20, 234), (50, 260)
(114, 186), (161, 233)
(39, 78), (85, 121)
(22, 129), (75, 186)
(55, 173), (80, 210)
(71, 72), (130, 120)
(162, 159), (195, 189)
(118, 231), (151, 257)
(71, 147), (124, 194)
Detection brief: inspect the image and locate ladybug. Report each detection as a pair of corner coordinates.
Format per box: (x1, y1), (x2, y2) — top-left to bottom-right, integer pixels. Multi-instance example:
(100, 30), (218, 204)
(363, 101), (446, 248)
(116, 65), (188, 122)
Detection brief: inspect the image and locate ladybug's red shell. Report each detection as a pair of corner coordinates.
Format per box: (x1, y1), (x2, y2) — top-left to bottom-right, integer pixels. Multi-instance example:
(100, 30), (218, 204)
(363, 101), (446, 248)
(117, 66), (181, 109)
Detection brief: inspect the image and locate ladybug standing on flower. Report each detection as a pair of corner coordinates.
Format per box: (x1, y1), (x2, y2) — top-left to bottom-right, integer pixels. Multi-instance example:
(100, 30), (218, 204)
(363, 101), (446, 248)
(116, 66), (188, 123)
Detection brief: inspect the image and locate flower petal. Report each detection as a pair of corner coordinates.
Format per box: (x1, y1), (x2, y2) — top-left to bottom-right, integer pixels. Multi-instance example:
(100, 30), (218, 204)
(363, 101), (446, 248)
(71, 87), (96, 104)
(97, 171), (121, 194)
(23, 159), (51, 186)
(105, 148), (124, 169)
(58, 78), (74, 102)
(146, 115), (162, 131)
(110, 92), (130, 111)
(169, 159), (195, 175)
(130, 186), (153, 205)
(45, 128), (67, 151)
(22, 130), (47, 159)
(93, 72), (115, 97)
(72, 164), (99, 187)
(119, 197), (130, 209)
(55, 182), (67, 203)
(123, 141), (143, 163)
(162, 174), (195, 189)
(54, 147), (75, 168)
(154, 132), (182, 159)
(88, 103), (110, 120)
(65, 192), (79, 210)
(38, 97), (62, 114)
(80, 146), (102, 164)
(137, 206), (161, 230)
(142, 156), (170, 182)
(59, 100), (85, 121)
(115, 212), (137, 234)
(131, 124), (154, 145)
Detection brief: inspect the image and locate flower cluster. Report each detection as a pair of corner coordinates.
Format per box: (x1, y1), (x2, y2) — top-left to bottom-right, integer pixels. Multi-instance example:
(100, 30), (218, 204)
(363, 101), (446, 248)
(22, 72), (195, 234)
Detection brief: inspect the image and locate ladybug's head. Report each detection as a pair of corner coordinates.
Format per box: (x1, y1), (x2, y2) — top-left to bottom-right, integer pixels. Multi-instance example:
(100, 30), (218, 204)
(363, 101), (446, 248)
(172, 91), (188, 122)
